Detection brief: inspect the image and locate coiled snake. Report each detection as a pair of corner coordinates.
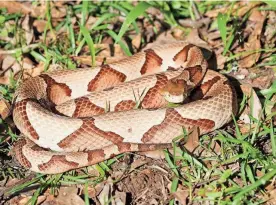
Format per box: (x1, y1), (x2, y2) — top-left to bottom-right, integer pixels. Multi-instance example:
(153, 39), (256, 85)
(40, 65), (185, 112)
(12, 42), (237, 174)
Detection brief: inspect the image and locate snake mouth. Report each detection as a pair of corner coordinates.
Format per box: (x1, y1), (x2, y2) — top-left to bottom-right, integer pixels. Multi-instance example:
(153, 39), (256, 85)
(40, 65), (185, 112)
(162, 92), (188, 104)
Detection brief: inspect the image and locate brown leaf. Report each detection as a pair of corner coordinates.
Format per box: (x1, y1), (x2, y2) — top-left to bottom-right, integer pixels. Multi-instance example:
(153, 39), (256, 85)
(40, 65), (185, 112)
(211, 139), (221, 154)
(240, 84), (263, 122)
(98, 177), (113, 205)
(138, 149), (167, 160)
(172, 189), (189, 205)
(205, 4), (239, 18)
(264, 11), (276, 42)
(0, 1), (31, 15)
(44, 187), (84, 205)
(172, 27), (186, 39)
(237, 2), (263, 17)
(238, 9), (266, 68)
(205, 2), (261, 18)
(168, 183), (189, 205)
(33, 20), (47, 33)
(0, 99), (11, 119)
(264, 188), (276, 205)
(83, 182), (105, 198)
(239, 84), (263, 134)
(21, 15), (34, 45)
(2, 55), (16, 71)
(31, 3), (66, 19)
(184, 126), (200, 153)
(179, 18), (211, 29)
(18, 195), (46, 205)
(186, 29), (212, 54)
(143, 31), (177, 50)
(132, 34), (142, 49)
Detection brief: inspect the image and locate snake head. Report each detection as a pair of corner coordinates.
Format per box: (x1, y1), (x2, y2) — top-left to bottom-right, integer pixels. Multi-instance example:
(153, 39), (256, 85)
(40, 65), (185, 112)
(159, 77), (195, 104)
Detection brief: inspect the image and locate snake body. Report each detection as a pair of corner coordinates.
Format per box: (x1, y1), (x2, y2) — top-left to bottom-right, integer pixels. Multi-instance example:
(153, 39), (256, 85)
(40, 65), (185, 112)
(12, 42), (237, 174)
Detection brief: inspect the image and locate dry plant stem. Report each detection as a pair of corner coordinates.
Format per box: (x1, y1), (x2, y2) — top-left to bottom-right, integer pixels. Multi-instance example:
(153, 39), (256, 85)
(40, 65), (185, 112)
(2, 173), (36, 198)
(0, 44), (41, 55)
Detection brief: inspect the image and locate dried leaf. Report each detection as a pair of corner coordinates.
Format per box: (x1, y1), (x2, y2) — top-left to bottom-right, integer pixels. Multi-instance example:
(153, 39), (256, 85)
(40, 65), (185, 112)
(2, 55), (16, 71)
(186, 29), (211, 52)
(21, 15), (33, 45)
(84, 182), (105, 198)
(239, 84), (263, 134)
(205, 2), (261, 18)
(172, 189), (189, 205)
(138, 149), (167, 160)
(0, 1), (31, 15)
(179, 18), (211, 29)
(0, 99), (11, 119)
(238, 9), (266, 68)
(264, 188), (276, 205)
(18, 195), (46, 205)
(98, 177), (113, 205)
(33, 20), (47, 33)
(184, 126), (200, 153)
(132, 34), (142, 49)
(112, 191), (126, 205)
(44, 187), (85, 205)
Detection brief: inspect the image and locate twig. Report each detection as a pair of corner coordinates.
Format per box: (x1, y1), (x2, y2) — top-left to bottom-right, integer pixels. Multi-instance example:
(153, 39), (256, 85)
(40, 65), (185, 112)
(1, 173), (36, 198)
(0, 43), (41, 55)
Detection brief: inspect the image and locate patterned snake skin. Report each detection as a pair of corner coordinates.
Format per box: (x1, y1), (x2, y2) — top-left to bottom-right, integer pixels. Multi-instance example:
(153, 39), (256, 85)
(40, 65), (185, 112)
(12, 42), (237, 174)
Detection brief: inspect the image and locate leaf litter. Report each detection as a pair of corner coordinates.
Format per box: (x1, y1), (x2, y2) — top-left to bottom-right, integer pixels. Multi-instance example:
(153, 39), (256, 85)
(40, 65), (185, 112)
(0, 1), (276, 205)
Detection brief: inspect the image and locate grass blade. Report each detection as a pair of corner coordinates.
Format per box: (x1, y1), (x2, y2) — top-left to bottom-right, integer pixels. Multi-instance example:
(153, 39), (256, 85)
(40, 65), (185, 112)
(271, 120), (276, 157)
(115, 2), (151, 43)
(217, 13), (227, 47)
(233, 168), (276, 204)
(80, 25), (95, 66)
(67, 8), (75, 52)
(91, 13), (117, 30)
(77, 0), (89, 42)
(107, 30), (131, 56)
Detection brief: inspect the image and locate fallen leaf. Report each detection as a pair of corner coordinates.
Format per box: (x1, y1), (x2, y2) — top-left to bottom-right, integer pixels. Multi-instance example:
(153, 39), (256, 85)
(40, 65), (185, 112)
(19, 195), (46, 205)
(238, 2), (263, 17)
(143, 30), (177, 50)
(179, 17), (211, 29)
(172, 188), (189, 205)
(264, 11), (276, 42)
(186, 29), (210, 49)
(84, 182), (105, 198)
(239, 84), (263, 134)
(263, 188), (276, 205)
(138, 149), (167, 160)
(184, 126), (200, 153)
(44, 187), (84, 205)
(238, 9), (266, 68)
(2, 55), (16, 71)
(167, 182), (189, 205)
(33, 20), (47, 33)
(240, 84), (263, 121)
(205, 2), (261, 18)
(112, 191), (126, 205)
(98, 177), (113, 205)
(0, 1), (31, 15)
(0, 99), (11, 119)
(21, 14), (33, 45)
(132, 34), (142, 49)
(31, 3), (66, 19)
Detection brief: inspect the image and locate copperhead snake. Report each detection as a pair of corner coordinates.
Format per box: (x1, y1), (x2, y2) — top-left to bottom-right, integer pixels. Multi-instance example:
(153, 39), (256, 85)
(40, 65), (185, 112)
(12, 42), (237, 174)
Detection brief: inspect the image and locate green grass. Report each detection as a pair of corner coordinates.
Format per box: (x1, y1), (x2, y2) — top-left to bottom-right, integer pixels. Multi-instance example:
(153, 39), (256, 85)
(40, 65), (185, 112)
(0, 1), (276, 204)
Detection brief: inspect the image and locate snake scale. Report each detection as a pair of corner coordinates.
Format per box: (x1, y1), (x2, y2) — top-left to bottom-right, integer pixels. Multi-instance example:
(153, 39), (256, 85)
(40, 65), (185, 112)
(12, 42), (237, 174)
